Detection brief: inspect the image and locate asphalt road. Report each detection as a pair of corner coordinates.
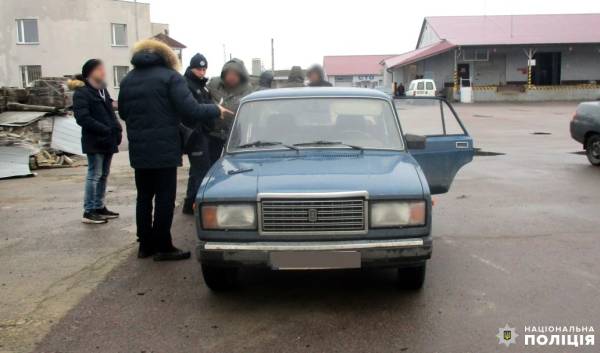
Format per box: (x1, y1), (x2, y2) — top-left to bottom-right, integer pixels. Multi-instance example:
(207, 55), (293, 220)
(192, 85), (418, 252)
(1, 102), (599, 353)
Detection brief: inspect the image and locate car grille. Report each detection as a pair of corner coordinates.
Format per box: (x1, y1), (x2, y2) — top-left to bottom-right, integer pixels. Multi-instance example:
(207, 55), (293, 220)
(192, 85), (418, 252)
(260, 198), (367, 234)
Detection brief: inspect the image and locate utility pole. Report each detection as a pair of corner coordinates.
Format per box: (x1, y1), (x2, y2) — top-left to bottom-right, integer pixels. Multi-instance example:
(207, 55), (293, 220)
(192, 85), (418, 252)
(222, 44), (227, 63)
(134, 0), (139, 41)
(271, 38), (275, 72)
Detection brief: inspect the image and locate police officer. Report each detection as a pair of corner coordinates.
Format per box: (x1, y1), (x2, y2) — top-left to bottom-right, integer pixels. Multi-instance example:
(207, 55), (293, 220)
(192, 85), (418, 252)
(182, 53), (213, 214)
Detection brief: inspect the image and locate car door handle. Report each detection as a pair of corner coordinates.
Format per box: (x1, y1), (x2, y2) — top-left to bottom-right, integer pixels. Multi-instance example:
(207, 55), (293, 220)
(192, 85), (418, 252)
(456, 141), (469, 149)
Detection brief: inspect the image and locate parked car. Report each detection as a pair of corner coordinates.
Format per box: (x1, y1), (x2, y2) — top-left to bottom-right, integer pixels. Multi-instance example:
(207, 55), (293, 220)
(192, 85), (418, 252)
(195, 88), (474, 291)
(406, 79), (437, 97)
(570, 101), (600, 166)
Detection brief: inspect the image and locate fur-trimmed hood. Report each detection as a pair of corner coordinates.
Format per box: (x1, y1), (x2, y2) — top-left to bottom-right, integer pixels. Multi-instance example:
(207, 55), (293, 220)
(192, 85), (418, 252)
(131, 39), (181, 71)
(67, 78), (85, 90)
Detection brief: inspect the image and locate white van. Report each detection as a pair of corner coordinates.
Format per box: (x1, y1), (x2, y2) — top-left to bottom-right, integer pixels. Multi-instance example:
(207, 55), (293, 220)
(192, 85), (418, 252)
(406, 79), (437, 97)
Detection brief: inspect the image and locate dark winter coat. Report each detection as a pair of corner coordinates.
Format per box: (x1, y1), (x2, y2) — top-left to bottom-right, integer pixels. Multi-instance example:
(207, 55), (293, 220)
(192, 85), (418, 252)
(183, 67), (213, 152)
(307, 64), (332, 87)
(118, 39), (220, 169)
(207, 58), (253, 140)
(70, 79), (122, 154)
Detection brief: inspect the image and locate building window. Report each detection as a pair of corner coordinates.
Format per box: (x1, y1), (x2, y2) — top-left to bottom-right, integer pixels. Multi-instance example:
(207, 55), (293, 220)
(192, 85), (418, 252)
(16, 19), (39, 44)
(111, 23), (127, 46)
(20, 65), (42, 87)
(462, 48), (489, 61)
(113, 66), (129, 87)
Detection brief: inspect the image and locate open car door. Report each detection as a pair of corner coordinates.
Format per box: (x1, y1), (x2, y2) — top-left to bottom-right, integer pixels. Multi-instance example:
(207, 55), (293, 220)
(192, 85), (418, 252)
(396, 97), (474, 194)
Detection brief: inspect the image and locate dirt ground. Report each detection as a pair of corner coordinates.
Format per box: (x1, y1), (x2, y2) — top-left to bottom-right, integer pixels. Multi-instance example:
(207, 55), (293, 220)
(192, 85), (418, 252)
(1, 101), (599, 353)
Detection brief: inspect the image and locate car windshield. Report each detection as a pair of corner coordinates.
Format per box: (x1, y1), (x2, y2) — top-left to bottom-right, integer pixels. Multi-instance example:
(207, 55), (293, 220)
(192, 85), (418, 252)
(228, 98), (404, 152)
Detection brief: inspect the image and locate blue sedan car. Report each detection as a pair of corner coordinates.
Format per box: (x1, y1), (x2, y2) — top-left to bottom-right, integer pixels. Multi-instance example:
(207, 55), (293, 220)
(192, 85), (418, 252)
(195, 88), (473, 290)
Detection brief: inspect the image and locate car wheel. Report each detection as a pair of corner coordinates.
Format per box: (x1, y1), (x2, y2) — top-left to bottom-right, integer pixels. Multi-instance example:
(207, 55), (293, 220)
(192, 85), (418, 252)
(397, 263), (426, 290)
(586, 134), (600, 166)
(201, 264), (238, 291)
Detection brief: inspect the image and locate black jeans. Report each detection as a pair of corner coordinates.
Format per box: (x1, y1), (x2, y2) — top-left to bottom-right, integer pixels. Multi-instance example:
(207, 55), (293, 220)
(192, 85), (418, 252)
(134, 168), (177, 252)
(185, 137), (211, 205)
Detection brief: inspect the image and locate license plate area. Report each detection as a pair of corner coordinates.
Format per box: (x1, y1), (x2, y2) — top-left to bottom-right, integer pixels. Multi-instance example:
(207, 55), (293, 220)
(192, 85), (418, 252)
(269, 251), (361, 270)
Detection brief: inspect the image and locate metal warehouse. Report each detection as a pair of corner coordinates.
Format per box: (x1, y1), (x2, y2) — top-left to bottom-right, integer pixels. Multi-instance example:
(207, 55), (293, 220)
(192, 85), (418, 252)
(382, 14), (600, 101)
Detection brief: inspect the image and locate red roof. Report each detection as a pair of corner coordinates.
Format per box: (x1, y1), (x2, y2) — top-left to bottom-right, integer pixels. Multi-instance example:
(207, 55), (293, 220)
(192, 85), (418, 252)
(152, 33), (187, 49)
(323, 55), (396, 76)
(424, 14), (600, 46)
(383, 40), (456, 69)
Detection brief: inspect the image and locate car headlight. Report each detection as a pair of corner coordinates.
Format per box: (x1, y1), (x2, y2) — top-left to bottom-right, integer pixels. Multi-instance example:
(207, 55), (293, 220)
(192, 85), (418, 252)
(370, 201), (426, 228)
(201, 204), (257, 230)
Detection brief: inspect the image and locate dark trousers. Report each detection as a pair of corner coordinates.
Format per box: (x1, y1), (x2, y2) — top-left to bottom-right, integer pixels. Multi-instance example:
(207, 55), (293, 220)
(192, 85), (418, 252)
(185, 138), (211, 205)
(208, 135), (225, 164)
(134, 168), (177, 252)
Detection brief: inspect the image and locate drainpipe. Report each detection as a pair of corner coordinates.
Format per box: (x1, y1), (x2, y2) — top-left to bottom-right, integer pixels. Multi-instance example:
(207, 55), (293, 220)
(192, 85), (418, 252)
(134, 0), (139, 41)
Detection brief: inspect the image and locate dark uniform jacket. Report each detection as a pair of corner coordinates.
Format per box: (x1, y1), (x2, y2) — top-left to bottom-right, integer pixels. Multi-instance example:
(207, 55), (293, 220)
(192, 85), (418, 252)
(118, 39), (219, 169)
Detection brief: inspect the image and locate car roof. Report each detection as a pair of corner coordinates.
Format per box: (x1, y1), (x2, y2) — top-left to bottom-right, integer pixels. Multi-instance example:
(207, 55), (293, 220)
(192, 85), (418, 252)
(241, 87), (391, 102)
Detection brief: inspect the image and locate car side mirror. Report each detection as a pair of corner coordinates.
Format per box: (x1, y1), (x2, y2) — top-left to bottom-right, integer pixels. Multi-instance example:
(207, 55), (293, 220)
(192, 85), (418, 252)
(405, 134), (427, 150)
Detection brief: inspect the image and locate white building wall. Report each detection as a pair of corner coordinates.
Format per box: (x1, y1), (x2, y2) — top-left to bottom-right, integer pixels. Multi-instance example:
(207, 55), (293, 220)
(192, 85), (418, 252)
(0, 0), (165, 96)
(416, 21), (440, 49)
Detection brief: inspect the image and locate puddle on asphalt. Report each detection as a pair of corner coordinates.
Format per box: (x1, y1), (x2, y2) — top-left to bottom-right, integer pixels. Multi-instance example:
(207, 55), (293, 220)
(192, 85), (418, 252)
(474, 148), (506, 156)
(531, 132), (552, 135)
(473, 114), (494, 118)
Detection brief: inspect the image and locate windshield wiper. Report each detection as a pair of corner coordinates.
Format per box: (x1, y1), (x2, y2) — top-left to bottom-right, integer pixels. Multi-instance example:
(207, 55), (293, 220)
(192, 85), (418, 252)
(293, 140), (363, 150)
(236, 140), (299, 151)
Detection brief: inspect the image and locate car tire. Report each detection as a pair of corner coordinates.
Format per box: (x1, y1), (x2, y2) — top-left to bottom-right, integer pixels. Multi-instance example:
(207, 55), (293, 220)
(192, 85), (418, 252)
(585, 134), (600, 166)
(201, 264), (238, 291)
(397, 263), (426, 290)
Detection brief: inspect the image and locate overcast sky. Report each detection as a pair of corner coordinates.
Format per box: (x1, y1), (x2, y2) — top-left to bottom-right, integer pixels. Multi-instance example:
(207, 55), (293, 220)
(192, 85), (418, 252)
(145, 0), (599, 76)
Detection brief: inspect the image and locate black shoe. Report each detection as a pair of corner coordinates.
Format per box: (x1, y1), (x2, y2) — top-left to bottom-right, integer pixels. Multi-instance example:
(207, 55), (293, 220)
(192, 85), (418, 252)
(153, 247), (191, 262)
(82, 212), (108, 224)
(182, 199), (194, 215)
(137, 246), (156, 259)
(96, 207), (119, 219)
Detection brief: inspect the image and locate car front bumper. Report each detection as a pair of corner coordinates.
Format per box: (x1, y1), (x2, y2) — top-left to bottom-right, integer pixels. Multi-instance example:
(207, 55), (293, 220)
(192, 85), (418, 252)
(196, 236), (432, 269)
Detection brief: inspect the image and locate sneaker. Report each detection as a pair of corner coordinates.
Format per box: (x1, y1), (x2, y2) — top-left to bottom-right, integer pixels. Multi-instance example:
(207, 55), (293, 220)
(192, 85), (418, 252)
(137, 245), (156, 259)
(82, 212), (108, 224)
(153, 247), (191, 262)
(96, 207), (119, 219)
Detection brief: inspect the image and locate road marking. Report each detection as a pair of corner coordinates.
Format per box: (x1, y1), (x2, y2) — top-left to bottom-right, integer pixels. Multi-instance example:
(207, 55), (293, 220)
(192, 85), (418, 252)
(470, 254), (510, 274)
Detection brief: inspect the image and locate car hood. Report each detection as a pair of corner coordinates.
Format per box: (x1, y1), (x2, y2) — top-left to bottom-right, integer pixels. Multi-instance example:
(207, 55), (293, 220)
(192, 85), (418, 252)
(201, 151), (425, 201)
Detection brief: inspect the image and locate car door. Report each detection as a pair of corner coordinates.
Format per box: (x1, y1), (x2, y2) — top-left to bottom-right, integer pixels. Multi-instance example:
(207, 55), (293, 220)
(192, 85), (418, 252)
(396, 97), (474, 194)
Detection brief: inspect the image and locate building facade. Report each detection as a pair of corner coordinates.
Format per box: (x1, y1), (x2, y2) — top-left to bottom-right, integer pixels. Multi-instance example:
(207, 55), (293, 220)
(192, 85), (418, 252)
(0, 0), (173, 96)
(382, 14), (600, 101)
(323, 55), (395, 88)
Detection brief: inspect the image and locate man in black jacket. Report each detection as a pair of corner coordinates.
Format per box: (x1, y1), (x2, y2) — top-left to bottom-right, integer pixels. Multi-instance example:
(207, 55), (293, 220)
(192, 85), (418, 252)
(70, 59), (122, 224)
(118, 39), (230, 261)
(306, 64), (332, 87)
(182, 53), (212, 215)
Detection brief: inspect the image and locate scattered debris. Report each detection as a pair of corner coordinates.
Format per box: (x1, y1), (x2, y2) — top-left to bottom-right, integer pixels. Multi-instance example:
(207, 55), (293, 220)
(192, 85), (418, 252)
(0, 77), (84, 179)
(457, 194), (468, 199)
(473, 114), (493, 118)
(531, 131), (552, 135)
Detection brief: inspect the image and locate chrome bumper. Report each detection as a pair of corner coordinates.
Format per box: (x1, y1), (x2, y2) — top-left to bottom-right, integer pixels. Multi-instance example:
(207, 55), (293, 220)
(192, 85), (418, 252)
(202, 238), (424, 251)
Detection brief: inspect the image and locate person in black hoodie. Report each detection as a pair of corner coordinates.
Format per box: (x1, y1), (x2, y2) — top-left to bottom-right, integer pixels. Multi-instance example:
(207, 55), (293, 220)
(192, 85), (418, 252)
(70, 59), (122, 224)
(306, 64), (332, 87)
(118, 39), (230, 261)
(182, 53), (212, 215)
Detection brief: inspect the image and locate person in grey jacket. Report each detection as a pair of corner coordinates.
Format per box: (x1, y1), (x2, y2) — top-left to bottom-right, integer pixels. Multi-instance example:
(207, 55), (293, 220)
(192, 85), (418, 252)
(207, 58), (253, 163)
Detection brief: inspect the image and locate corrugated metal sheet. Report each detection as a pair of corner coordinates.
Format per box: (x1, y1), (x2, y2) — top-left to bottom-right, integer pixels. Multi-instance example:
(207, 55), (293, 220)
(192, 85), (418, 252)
(0, 111), (47, 127)
(51, 116), (83, 155)
(0, 146), (33, 179)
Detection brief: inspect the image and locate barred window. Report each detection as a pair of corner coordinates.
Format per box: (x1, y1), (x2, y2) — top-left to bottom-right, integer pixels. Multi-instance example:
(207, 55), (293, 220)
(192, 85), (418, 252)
(20, 65), (42, 87)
